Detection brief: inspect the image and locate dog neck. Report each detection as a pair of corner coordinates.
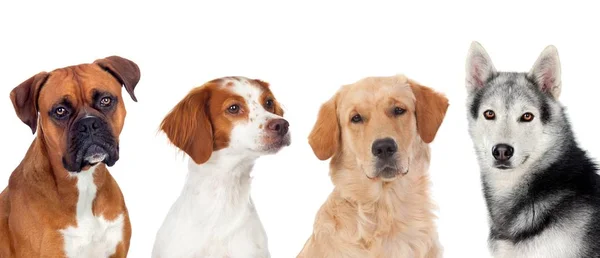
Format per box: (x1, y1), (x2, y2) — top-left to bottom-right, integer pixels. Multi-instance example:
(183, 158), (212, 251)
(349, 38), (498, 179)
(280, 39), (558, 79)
(19, 133), (109, 196)
(183, 148), (258, 211)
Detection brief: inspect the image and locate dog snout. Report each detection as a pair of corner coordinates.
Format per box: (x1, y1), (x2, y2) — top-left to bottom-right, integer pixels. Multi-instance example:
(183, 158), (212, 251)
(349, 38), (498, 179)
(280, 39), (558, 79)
(77, 116), (104, 134)
(492, 144), (514, 161)
(371, 138), (397, 159)
(267, 118), (289, 136)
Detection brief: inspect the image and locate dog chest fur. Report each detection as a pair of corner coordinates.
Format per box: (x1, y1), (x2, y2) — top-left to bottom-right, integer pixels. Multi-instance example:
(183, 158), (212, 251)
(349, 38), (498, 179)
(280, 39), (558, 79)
(59, 166), (124, 258)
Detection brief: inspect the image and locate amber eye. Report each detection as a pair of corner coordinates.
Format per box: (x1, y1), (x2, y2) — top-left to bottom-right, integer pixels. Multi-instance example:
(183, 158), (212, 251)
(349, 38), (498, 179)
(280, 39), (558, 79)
(351, 114), (363, 123)
(53, 107), (69, 119)
(520, 112), (534, 122)
(394, 107), (405, 116)
(483, 110), (495, 120)
(228, 104), (240, 114)
(100, 97), (112, 107)
(265, 99), (274, 109)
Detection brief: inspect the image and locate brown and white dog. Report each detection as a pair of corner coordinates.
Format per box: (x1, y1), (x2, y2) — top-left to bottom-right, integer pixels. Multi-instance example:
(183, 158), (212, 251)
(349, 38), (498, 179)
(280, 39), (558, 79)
(298, 75), (448, 258)
(152, 77), (290, 258)
(0, 56), (140, 258)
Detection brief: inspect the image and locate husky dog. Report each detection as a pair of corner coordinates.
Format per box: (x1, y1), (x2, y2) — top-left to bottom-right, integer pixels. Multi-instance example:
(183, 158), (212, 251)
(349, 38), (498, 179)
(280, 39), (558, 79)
(465, 41), (600, 258)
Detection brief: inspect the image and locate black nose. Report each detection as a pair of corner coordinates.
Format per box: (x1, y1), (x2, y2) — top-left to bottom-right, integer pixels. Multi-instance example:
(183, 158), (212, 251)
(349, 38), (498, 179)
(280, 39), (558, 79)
(371, 138), (397, 159)
(267, 119), (289, 136)
(492, 144), (514, 161)
(77, 117), (103, 133)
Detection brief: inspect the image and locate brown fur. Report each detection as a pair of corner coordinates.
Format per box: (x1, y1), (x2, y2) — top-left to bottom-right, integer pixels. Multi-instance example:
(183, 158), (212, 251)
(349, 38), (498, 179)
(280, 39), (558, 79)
(299, 75), (448, 258)
(0, 56), (139, 258)
(160, 77), (284, 165)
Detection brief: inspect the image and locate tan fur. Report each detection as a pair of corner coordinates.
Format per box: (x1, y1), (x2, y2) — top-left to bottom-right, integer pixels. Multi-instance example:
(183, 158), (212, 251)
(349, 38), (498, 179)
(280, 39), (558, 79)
(0, 57), (139, 258)
(299, 75), (448, 258)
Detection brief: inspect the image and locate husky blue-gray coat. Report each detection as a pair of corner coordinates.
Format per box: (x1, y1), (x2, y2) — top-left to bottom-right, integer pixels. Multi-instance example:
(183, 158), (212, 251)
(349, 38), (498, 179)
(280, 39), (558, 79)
(465, 42), (600, 258)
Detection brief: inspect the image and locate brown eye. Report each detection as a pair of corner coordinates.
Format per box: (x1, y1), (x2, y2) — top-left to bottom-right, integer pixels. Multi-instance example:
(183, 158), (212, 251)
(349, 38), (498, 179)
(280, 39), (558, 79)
(265, 99), (274, 109)
(520, 112), (534, 122)
(394, 107), (405, 116)
(483, 110), (495, 120)
(228, 104), (240, 114)
(100, 97), (112, 107)
(53, 107), (69, 119)
(351, 114), (363, 123)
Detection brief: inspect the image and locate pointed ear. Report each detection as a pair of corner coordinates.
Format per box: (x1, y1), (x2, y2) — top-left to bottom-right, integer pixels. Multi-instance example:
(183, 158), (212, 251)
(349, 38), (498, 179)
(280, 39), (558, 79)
(466, 41), (496, 93)
(94, 56), (141, 102)
(409, 80), (449, 143)
(528, 45), (561, 99)
(308, 94), (340, 160)
(10, 72), (50, 134)
(161, 87), (214, 164)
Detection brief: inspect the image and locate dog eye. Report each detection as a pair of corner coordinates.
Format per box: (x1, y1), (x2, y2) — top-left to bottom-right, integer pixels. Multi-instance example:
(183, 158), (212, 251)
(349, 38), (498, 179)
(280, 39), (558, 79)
(99, 97), (112, 107)
(351, 114), (363, 123)
(227, 104), (240, 114)
(53, 107), (69, 119)
(394, 107), (405, 116)
(265, 99), (274, 109)
(483, 110), (495, 120)
(520, 112), (534, 122)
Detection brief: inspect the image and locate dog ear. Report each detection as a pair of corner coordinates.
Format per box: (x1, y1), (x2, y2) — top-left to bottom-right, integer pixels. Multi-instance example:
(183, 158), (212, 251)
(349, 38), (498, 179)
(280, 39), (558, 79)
(308, 94), (340, 160)
(94, 56), (141, 102)
(409, 81), (449, 143)
(466, 41), (496, 93)
(161, 87), (214, 164)
(10, 72), (50, 134)
(528, 45), (561, 99)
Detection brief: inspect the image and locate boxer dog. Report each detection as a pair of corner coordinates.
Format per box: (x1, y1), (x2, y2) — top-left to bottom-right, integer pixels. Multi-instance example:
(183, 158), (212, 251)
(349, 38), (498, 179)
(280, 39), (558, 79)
(0, 56), (140, 258)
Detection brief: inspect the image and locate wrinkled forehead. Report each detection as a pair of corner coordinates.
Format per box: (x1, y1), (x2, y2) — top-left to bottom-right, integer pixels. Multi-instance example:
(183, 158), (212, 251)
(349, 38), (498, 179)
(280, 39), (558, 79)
(482, 73), (546, 109)
(37, 65), (121, 110)
(339, 77), (415, 111)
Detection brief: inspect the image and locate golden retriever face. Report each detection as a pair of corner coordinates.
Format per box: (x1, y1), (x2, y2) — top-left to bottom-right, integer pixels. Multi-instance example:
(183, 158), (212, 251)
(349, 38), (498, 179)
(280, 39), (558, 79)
(309, 75), (448, 181)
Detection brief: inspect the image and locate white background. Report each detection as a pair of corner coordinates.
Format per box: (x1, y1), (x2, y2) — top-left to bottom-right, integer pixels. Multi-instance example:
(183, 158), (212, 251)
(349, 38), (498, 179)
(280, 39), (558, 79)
(1, 1), (599, 257)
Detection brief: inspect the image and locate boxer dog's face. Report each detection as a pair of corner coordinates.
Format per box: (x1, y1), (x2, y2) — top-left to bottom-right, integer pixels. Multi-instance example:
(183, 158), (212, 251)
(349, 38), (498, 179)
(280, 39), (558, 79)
(10, 56), (140, 173)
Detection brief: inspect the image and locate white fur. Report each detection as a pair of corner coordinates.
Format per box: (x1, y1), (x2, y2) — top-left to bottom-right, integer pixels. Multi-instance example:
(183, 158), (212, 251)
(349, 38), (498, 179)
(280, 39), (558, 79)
(491, 210), (590, 258)
(152, 78), (288, 258)
(60, 166), (125, 258)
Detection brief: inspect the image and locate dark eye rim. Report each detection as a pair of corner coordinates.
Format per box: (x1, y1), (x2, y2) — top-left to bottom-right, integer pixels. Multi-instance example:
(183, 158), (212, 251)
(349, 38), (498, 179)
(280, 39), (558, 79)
(393, 107), (406, 116)
(520, 112), (535, 122)
(483, 110), (496, 120)
(52, 106), (70, 120)
(351, 114), (363, 123)
(227, 104), (241, 114)
(265, 98), (274, 109)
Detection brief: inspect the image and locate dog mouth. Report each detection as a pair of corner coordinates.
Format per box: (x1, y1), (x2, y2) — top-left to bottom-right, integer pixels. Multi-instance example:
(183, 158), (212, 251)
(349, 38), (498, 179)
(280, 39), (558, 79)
(63, 141), (119, 173)
(262, 133), (291, 153)
(369, 161), (408, 181)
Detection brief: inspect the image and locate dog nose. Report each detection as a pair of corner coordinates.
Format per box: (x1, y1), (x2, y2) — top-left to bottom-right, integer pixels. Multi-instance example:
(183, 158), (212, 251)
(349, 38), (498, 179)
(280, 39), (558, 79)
(267, 119), (289, 136)
(371, 138), (397, 159)
(77, 117), (102, 133)
(492, 144), (514, 161)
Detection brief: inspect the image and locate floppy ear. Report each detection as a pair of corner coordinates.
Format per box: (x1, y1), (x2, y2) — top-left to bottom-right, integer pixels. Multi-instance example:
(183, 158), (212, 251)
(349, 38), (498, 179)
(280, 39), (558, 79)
(466, 41), (496, 93)
(409, 81), (449, 143)
(308, 95), (340, 160)
(160, 87), (214, 164)
(528, 45), (561, 99)
(10, 72), (50, 134)
(94, 56), (141, 102)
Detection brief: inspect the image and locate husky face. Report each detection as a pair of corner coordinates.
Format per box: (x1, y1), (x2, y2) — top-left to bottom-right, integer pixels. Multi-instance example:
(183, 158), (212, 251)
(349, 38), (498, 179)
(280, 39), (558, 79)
(465, 42), (567, 176)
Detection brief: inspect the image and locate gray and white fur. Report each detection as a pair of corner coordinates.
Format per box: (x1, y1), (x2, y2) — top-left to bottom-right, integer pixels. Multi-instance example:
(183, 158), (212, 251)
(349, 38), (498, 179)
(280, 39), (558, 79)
(465, 41), (600, 258)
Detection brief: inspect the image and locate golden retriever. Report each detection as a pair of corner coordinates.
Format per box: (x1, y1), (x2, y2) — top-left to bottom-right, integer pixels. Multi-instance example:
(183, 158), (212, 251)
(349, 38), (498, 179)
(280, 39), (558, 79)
(298, 74), (448, 258)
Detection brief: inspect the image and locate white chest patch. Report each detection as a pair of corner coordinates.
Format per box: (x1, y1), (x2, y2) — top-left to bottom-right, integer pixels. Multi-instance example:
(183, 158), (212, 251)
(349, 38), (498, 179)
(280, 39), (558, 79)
(59, 167), (124, 258)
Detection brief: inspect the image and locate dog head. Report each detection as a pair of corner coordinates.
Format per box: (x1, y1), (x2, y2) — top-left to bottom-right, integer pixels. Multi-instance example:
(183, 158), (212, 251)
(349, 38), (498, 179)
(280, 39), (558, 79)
(465, 41), (567, 172)
(309, 75), (448, 182)
(10, 56), (141, 172)
(160, 77), (290, 164)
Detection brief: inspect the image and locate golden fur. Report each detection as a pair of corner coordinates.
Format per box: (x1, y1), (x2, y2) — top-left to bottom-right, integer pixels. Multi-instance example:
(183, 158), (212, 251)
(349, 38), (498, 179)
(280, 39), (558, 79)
(298, 75), (448, 258)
